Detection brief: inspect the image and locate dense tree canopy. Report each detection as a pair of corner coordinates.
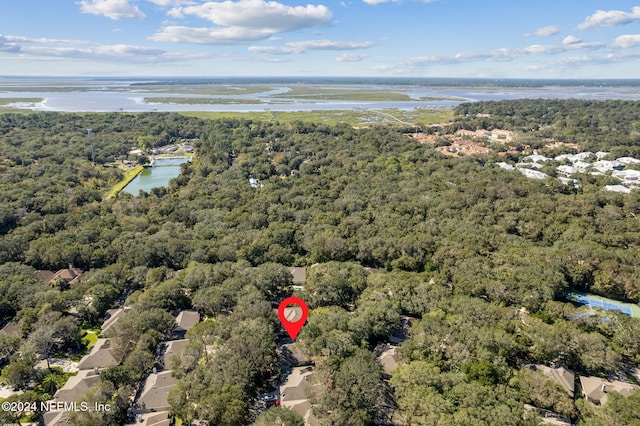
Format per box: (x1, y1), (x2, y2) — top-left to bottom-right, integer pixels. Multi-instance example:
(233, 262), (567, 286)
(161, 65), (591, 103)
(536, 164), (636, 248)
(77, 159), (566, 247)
(1, 102), (639, 424)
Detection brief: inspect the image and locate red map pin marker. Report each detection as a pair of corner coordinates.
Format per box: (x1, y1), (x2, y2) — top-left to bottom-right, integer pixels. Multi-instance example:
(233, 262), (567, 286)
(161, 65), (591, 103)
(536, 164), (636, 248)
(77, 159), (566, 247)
(278, 296), (309, 341)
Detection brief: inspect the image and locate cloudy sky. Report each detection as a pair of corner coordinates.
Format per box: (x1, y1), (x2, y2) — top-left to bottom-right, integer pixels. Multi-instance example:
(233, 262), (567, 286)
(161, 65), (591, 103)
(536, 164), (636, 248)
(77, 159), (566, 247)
(1, 0), (640, 77)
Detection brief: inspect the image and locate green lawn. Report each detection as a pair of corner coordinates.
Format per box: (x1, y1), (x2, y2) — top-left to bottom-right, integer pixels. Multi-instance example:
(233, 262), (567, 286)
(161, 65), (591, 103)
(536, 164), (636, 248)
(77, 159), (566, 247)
(82, 330), (99, 349)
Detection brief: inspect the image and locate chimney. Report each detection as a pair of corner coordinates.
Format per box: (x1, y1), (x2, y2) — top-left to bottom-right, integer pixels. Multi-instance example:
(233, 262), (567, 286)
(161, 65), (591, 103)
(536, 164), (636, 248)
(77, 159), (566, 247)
(601, 383), (607, 393)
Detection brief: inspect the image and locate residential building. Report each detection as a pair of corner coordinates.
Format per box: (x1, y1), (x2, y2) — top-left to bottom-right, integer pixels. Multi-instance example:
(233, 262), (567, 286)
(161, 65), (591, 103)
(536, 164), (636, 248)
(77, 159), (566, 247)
(579, 376), (639, 405)
(76, 338), (120, 370)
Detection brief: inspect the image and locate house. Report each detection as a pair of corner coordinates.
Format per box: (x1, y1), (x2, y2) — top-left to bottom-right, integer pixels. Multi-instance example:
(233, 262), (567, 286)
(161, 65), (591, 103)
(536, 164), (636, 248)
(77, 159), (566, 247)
(49, 369), (100, 404)
(525, 365), (575, 398)
(573, 161), (592, 172)
(517, 162), (543, 170)
(554, 154), (577, 163)
(44, 369), (101, 425)
(136, 371), (178, 412)
(556, 165), (577, 177)
(604, 185), (632, 194)
(496, 162), (515, 171)
(37, 267), (84, 286)
(76, 338), (120, 370)
(574, 152), (594, 161)
(280, 366), (320, 426)
(157, 339), (188, 371)
(592, 160), (624, 173)
(173, 310), (200, 339)
(612, 169), (640, 183)
(280, 342), (312, 367)
(101, 307), (131, 337)
(616, 156), (640, 165)
(288, 267), (307, 286)
(523, 154), (551, 163)
(579, 376), (639, 405)
(519, 168), (548, 180)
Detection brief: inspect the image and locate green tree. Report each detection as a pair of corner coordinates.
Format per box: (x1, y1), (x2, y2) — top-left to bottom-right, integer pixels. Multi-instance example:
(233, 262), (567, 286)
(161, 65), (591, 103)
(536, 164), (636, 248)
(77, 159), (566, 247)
(253, 406), (304, 426)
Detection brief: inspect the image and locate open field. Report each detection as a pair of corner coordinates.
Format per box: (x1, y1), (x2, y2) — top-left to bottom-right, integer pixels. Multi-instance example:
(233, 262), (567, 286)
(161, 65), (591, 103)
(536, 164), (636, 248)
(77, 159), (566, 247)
(144, 97), (265, 105)
(180, 108), (454, 127)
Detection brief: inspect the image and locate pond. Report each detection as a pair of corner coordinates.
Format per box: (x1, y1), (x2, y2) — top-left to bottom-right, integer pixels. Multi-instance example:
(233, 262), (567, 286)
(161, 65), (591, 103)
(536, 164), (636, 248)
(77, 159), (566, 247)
(123, 157), (191, 195)
(566, 291), (640, 318)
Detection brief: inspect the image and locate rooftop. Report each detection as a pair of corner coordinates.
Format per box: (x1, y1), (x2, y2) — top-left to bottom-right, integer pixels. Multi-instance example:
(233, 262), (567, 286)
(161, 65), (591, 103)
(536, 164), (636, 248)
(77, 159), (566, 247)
(136, 371), (178, 412)
(580, 376), (639, 405)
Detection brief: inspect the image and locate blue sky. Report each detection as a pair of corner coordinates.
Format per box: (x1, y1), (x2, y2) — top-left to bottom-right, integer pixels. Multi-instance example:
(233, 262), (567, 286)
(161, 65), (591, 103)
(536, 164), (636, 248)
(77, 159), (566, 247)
(1, 0), (640, 77)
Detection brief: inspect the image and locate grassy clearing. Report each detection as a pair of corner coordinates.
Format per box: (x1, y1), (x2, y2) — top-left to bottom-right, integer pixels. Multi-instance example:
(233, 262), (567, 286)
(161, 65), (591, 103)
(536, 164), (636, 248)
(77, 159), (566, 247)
(180, 108), (454, 127)
(104, 165), (144, 200)
(82, 330), (99, 349)
(144, 97), (265, 105)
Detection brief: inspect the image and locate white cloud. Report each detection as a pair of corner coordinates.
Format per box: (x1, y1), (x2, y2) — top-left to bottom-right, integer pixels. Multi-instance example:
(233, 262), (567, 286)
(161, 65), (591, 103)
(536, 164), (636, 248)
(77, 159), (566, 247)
(362, 0), (433, 4)
(612, 34), (640, 49)
(336, 52), (367, 62)
(155, 0), (332, 45)
(562, 35), (581, 45)
(151, 26), (275, 44)
(578, 6), (640, 30)
(524, 44), (564, 55)
(146, 0), (194, 6)
(381, 39), (607, 74)
(526, 25), (560, 37)
(249, 39), (375, 55)
(1, 35), (85, 45)
(79, 0), (146, 19)
(175, 0), (331, 31)
(0, 32), (206, 63)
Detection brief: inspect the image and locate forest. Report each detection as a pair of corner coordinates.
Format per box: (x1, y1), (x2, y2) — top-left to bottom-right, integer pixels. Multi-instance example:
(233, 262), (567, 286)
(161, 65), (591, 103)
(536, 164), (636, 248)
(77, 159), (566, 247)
(0, 100), (639, 425)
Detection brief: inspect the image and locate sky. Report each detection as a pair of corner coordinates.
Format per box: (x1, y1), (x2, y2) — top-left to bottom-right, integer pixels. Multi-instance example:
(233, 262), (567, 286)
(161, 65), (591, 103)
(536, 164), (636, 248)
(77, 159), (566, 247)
(1, 0), (640, 78)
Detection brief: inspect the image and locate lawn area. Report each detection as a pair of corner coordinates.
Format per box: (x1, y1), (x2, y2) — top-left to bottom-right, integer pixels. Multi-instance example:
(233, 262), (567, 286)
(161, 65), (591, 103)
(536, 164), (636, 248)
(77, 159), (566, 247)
(82, 330), (99, 349)
(180, 108), (454, 127)
(104, 165), (144, 200)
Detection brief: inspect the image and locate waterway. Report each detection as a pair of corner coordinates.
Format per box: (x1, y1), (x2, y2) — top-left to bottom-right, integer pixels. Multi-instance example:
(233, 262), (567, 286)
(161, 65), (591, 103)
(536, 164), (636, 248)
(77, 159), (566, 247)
(2, 77), (640, 112)
(123, 157), (191, 195)
(566, 291), (640, 318)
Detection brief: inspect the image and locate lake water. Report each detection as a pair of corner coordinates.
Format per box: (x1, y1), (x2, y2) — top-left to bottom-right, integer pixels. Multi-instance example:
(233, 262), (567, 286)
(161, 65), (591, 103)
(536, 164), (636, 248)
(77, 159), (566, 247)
(123, 157), (191, 195)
